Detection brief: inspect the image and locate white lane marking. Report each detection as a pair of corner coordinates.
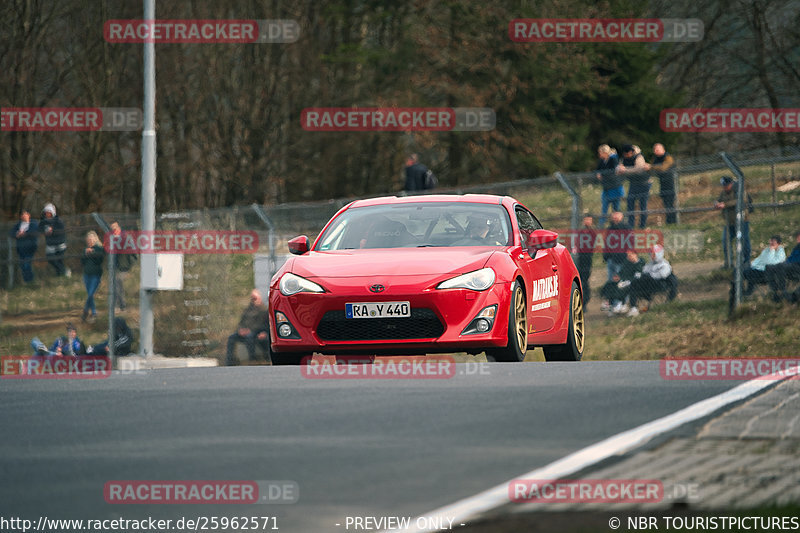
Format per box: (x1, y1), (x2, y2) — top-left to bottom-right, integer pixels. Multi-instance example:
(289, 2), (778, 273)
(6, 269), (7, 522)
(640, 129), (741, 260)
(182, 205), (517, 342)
(386, 376), (784, 532)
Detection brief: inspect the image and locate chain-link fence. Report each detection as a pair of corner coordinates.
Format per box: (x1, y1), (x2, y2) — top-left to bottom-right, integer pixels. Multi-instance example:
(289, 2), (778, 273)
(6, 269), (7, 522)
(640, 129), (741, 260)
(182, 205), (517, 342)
(3, 146), (799, 358)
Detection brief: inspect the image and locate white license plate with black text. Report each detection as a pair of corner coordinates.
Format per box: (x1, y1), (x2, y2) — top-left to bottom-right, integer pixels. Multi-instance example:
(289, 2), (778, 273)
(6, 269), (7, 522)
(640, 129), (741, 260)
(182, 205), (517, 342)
(345, 301), (410, 319)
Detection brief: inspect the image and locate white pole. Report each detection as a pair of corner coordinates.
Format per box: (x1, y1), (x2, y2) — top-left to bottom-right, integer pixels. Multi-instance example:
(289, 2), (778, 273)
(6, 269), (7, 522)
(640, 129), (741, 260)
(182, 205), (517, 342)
(139, 0), (156, 356)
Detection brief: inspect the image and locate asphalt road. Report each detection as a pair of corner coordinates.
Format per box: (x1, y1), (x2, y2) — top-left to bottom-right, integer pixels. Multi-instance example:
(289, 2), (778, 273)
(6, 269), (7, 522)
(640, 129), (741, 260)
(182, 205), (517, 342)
(0, 361), (741, 532)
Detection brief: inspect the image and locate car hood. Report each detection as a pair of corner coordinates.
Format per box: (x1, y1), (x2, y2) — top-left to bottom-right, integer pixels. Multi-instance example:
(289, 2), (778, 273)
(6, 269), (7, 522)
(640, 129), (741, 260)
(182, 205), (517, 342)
(291, 248), (498, 278)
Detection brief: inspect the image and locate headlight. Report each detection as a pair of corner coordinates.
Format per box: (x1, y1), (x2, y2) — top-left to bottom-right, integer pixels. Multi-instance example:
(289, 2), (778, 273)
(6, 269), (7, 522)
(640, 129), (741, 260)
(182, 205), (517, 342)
(279, 273), (325, 296)
(437, 267), (495, 291)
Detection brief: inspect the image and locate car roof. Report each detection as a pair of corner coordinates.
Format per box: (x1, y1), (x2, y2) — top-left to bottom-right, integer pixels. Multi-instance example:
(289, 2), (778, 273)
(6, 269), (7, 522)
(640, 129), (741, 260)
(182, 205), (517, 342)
(348, 194), (508, 208)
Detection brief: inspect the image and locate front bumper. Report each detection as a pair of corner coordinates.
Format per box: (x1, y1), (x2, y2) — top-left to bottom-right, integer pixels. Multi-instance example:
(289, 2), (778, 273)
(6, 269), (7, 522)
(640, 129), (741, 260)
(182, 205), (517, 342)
(269, 276), (511, 355)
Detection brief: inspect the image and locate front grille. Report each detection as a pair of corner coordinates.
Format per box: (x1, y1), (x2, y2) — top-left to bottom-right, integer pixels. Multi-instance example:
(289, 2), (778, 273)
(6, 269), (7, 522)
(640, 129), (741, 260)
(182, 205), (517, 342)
(317, 308), (444, 341)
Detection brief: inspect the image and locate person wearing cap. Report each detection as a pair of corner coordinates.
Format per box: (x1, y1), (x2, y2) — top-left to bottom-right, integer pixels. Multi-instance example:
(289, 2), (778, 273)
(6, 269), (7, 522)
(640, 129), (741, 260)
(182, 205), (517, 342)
(595, 144), (622, 227)
(647, 143), (677, 225)
(9, 209), (39, 284)
(715, 176), (751, 266)
(31, 323), (85, 356)
(40, 202), (69, 277)
(616, 144), (651, 229)
(627, 244), (676, 316)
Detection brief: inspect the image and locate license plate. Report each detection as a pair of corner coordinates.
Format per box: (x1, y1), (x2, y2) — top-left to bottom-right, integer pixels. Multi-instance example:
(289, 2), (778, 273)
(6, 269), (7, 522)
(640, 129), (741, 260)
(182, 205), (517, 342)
(345, 301), (411, 319)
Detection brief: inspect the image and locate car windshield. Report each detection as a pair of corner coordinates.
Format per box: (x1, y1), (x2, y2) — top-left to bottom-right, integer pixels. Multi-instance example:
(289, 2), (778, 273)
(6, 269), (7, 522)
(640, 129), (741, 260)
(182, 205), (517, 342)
(316, 202), (512, 250)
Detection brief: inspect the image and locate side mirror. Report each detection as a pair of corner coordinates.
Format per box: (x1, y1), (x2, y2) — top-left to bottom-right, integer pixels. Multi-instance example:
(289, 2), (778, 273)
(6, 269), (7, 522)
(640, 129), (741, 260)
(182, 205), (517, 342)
(526, 229), (559, 255)
(288, 235), (310, 255)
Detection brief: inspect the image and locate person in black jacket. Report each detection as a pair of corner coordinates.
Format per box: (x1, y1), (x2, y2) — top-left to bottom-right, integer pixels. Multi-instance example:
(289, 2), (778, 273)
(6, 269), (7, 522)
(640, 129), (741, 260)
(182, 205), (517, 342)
(225, 289), (269, 365)
(86, 317), (134, 355)
(647, 144), (677, 225)
(9, 209), (39, 284)
(81, 231), (106, 322)
(616, 144), (652, 229)
(40, 203), (68, 277)
(403, 154), (436, 192)
(109, 221), (136, 310)
(603, 211), (632, 282)
(573, 214), (597, 304)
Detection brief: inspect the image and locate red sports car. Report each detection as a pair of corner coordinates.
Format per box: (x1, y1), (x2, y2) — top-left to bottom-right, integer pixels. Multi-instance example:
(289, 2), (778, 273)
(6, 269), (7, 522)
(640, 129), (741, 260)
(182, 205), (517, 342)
(267, 194), (584, 364)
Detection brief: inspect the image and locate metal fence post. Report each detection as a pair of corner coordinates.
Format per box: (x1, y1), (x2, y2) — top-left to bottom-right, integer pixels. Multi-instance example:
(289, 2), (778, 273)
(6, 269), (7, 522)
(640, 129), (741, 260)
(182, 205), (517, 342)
(251, 204), (278, 280)
(720, 152), (746, 311)
(554, 172), (581, 230)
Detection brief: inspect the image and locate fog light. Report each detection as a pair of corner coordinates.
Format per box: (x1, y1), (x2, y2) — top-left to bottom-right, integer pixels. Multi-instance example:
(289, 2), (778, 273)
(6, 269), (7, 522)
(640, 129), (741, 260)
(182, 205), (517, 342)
(278, 323), (293, 338)
(461, 305), (498, 335)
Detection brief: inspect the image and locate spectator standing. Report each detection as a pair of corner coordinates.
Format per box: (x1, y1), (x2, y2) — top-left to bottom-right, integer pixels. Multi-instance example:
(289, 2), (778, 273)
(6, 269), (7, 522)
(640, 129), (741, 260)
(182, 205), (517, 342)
(40, 202), (69, 277)
(766, 230), (800, 302)
(647, 144), (678, 224)
(81, 231), (105, 322)
(573, 214), (597, 304)
(9, 209), (39, 284)
(715, 176), (751, 267)
(225, 289), (269, 365)
(403, 153), (436, 192)
(741, 235), (785, 295)
(595, 144), (622, 227)
(616, 144), (651, 228)
(603, 211), (631, 281)
(109, 221), (136, 310)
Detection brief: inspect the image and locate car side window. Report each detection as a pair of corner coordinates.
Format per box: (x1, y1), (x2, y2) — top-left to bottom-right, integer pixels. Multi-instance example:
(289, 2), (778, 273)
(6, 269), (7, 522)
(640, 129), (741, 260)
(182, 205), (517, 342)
(515, 207), (540, 244)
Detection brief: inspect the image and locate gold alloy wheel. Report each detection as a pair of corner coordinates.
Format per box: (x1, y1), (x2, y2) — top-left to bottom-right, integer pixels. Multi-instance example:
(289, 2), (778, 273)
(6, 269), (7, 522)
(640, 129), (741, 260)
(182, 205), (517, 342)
(514, 286), (528, 353)
(571, 287), (584, 354)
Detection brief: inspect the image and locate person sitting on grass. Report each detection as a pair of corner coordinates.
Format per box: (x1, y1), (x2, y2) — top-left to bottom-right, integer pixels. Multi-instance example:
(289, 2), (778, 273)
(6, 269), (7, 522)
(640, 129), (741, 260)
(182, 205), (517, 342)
(31, 323), (85, 356)
(225, 289), (269, 366)
(600, 250), (645, 315)
(86, 317), (134, 355)
(766, 230), (800, 302)
(741, 235), (785, 296)
(628, 244), (675, 316)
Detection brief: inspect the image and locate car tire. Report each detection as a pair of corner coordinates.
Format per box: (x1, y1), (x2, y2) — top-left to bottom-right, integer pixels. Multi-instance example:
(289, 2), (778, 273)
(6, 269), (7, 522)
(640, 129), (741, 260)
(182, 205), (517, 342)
(487, 281), (528, 362)
(543, 280), (584, 362)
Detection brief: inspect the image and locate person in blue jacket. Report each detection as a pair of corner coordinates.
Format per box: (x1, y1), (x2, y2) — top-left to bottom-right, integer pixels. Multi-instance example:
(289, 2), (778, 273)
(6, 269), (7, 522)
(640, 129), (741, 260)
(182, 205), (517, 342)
(31, 323), (85, 356)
